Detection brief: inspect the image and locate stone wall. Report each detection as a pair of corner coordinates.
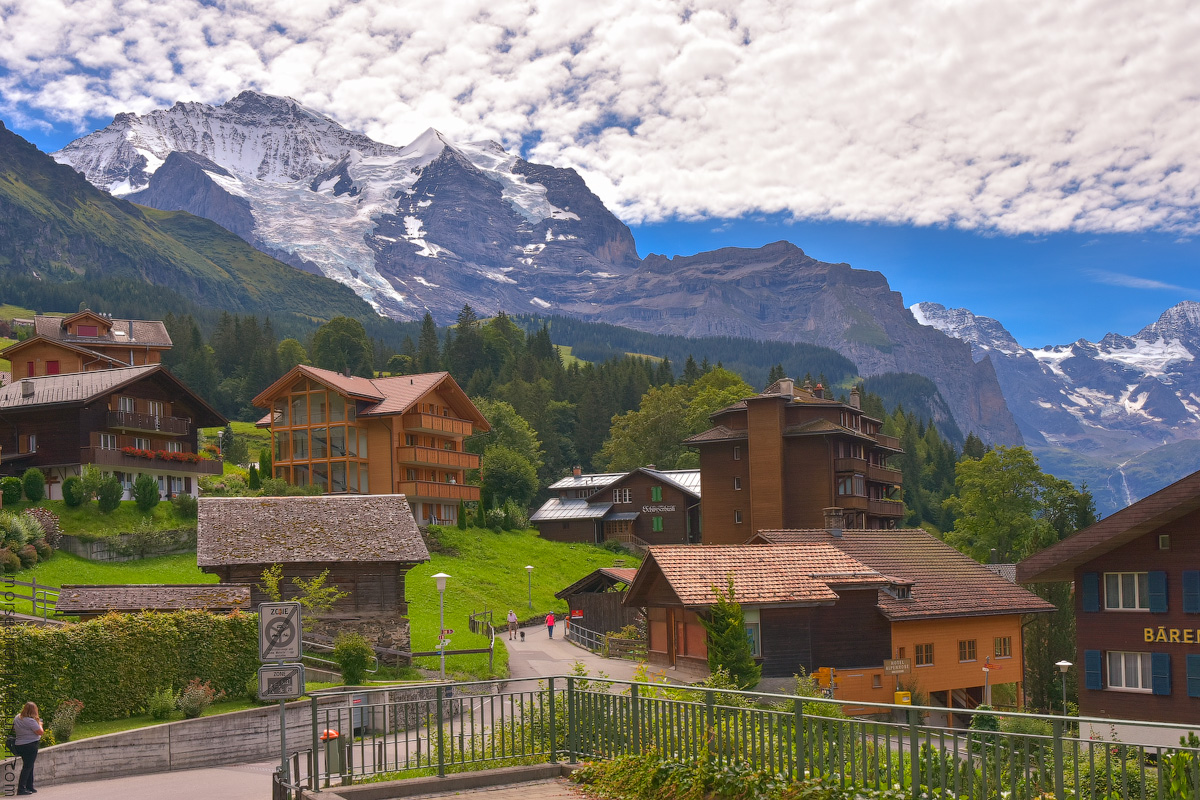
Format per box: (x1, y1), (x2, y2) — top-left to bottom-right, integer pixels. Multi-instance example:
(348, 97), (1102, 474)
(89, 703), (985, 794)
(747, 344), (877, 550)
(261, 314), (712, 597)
(308, 614), (412, 664)
(58, 528), (197, 562)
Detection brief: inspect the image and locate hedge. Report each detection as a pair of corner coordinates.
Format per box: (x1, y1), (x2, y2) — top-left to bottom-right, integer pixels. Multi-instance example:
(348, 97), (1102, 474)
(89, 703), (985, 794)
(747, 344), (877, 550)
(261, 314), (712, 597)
(7, 610), (258, 721)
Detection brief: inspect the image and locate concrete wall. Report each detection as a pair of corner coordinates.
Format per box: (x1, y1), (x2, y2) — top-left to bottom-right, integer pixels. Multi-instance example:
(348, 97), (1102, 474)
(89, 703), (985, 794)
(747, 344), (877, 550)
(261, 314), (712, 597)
(58, 529), (197, 562)
(28, 684), (457, 787)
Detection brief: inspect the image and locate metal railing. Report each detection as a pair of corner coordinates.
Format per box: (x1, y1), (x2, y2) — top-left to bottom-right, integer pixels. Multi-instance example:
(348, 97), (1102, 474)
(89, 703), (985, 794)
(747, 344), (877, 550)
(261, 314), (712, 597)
(6, 578), (58, 619)
(296, 675), (1200, 799)
(566, 621), (606, 652)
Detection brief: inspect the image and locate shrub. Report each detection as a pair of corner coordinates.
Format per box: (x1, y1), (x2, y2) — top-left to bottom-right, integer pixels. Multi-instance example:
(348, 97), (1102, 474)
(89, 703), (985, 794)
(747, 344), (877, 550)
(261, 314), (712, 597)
(33, 538), (52, 561)
(0, 477), (21, 506)
(970, 704), (1001, 732)
(39, 730), (56, 748)
(21, 468), (45, 502)
(332, 632), (375, 686)
(80, 464), (103, 502)
(259, 477), (288, 497)
(501, 499), (529, 530)
(171, 493), (198, 519)
(16, 543), (37, 569)
(0, 511), (40, 547)
(700, 576), (761, 690)
(0, 547), (19, 573)
(248, 464), (261, 490)
(49, 699), (84, 742)
(133, 473), (161, 512)
(24, 507), (61, 548)
(61, 475), (86, 507)
(147, 687), (177, 720)
(178, 679), (220, 719)
(10, 610), (258, 722)
(97, 475), (124, 513)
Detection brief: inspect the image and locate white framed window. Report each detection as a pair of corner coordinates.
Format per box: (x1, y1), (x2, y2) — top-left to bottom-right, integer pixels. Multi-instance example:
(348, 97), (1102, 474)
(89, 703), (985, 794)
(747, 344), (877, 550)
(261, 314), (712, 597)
(118, 396), (136, 412)
(743, 608), (761, 657)
(1105, 572), (1149, 611)
(147, 401), (164, 418)
(166, 441), (183, 453)
(99, 433), (117, 450)
(28, 434), (37, 452)
(134, 437), (151, 450)
(613, 488), (632, 504)
(734, 510), (743, 524)
(733, 446), (741, 460)
(1107, 651), (1152, 692)
(733, 477), (742, 490)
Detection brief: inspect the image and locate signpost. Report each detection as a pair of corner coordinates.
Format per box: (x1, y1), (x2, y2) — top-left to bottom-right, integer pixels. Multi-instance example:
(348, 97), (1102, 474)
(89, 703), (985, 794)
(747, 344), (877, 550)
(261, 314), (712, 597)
(258, 602), (304, 785)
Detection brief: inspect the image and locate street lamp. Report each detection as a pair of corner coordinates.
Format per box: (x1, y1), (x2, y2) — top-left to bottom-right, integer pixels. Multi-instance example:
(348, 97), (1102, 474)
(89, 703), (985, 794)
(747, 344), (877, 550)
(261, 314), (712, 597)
(433, 572), (450, 681)
(982, 657), (991, 706)
(525, 565), (534, 610)
(1056, 660), (1073, 715)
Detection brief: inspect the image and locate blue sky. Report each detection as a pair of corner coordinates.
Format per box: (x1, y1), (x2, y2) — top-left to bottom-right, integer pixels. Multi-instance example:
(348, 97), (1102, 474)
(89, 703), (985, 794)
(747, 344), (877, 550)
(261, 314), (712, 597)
(3, 1), (1199, 348)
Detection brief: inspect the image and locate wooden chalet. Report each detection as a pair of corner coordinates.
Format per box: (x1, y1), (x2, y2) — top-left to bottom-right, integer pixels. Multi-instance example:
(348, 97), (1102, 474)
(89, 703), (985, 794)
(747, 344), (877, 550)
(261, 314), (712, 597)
(624, 544), (894, 682)
(55, 584), (250, 621)
(752, 522), (1055, 721)
(555, 566), (640, 636)
(0, 365), (225, 499)
(686, 379), (904, 540)
(197, 495), (430, 655)
(532, 466), (701, 547)
(3, 311), (172, 380)
(253, 365), (489, 526)
(1019, 468), (1200, 744)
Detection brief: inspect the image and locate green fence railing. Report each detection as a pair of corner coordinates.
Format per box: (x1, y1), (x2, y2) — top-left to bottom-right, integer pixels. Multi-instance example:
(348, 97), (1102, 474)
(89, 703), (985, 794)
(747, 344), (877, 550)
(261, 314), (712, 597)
(297, 675), (1200, 799)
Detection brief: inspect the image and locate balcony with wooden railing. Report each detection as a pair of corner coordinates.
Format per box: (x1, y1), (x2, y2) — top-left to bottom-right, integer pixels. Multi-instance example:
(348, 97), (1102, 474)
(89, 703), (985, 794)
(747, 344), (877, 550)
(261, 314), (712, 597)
(867, 464), (903, 484)
(874, 433), (902, 451)
(398, 480), (480, 502)
(397, 446), (480, 470)
(834, 457), (867, 473)
(837, 494), (869, 511)
(401, 413), (474, 437)
(107, 410), (190, 435)
(82, 447), (224, 475)
(868, 498), (906, 517)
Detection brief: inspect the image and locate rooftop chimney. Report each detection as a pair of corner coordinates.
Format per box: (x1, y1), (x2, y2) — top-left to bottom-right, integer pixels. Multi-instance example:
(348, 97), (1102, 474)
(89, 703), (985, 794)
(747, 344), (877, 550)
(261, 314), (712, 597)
(990, 547), (999, 564)
(823, 507), (844, 537)
(849, 386), (861, 409)
(21, 380), (34, 398)
(778, 378), (794, 399)
(572, 465), (582, 478)
(813, 383), (824, 400)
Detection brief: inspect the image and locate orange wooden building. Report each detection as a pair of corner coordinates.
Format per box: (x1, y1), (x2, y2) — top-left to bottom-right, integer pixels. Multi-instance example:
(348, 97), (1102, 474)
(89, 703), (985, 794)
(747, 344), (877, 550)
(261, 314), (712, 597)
(3, 311), (172, 379)
(253, 365), (488, 526)
(685, 378), (904, 540)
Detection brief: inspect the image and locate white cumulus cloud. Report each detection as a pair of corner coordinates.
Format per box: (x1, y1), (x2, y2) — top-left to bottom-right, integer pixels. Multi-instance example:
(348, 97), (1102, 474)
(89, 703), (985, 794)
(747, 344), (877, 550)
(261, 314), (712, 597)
(2, 0), (1200, 233)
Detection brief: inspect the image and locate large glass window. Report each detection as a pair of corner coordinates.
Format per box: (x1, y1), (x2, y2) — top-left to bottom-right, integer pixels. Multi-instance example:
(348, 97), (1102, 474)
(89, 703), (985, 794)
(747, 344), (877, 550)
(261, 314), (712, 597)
(275, 430), (291, 461)
(312, 462), (328, 492)
(357, 430), (367, 458)
(293, 463), (309, 486)
(291, 429), (309, 459)
(330, 393), (346, 422)
(349, 462), (359, 493)
(310, 392), (327, 424)
(274, 399), (289, 426)
(311, 427), (328, 459)
(290, 394), (308, 425)
(331, 461), (348, 493)
(330, 426), (347, 457)
(348, 427), (358, 457)
(1105, 572), (1149, 610)
(1107, 651), (1152, 691)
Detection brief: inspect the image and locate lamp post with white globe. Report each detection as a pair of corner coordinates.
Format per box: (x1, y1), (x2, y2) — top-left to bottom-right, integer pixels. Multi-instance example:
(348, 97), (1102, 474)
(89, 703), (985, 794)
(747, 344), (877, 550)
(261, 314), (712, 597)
(525, 565), (534, 610)
(433, 572), (451, 680)
(1056, 660), (1073, 715)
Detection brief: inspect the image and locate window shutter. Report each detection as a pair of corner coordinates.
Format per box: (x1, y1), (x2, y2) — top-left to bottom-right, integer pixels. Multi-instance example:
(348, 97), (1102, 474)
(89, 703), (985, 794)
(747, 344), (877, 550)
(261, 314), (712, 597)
(1188, 655), (1200, 699)
(1148, 571), (1168, 613)
(1084, 650), (1103, 690)
(1183, 571), (1200, 614)
(1151, 652), (1172, 696)
(1081, 572), (1100, 612)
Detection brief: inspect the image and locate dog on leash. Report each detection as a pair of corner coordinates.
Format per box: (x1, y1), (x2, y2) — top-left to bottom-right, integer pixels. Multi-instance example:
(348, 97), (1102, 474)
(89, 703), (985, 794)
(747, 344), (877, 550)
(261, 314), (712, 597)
(519, 630), (525, 642)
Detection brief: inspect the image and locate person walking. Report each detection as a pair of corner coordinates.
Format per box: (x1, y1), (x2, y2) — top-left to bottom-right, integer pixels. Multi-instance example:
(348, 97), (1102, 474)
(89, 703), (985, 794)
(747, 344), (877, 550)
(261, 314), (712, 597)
(507, 609), (518, 640)
(12, 701), (43, 795)
(545, 611), (556, 639)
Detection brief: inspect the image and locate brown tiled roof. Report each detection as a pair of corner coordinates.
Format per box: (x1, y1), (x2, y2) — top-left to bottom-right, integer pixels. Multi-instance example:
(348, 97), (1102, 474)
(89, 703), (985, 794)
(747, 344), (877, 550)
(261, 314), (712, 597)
(783, 418), (880, 443)
(683, 425), (748, 445)
(251, 365), (489, 428)
(1018, 468), (1200, 583)
(0, 365), (226, 426)
(34, 314), (172, 348)
(555, 566), (639, 599)
(197, 495), (429, 566)
(55, 584), (249, 614)
(752, 529), (1055, 620)
(626, 544), (888, 608)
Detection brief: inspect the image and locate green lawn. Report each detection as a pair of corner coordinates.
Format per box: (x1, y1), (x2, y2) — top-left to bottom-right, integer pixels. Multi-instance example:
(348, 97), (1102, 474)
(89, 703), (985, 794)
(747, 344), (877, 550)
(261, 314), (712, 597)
(407, 526), (638, 679)
(554, 344), (588, 367)
(8, 499), (196, 540)
(11, 552), (211, 615)
(200, 421), (272, 459)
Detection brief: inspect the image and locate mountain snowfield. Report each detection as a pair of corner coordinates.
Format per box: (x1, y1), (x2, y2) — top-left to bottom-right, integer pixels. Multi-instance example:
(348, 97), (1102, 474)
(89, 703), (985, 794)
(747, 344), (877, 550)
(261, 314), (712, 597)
(912, 300), (1200, 511)
(52, 91), (610, 320)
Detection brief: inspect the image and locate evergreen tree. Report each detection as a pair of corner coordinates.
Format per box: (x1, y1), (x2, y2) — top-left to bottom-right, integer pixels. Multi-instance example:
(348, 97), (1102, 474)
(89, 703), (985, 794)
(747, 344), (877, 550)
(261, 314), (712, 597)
(248, 464), (261, 490)
(700, 576), (761, 689)
(417, 312), (441, 373)
(961, 432), (986, 460)
(682, 355), (702, 384)
(767, 363), (785, 384)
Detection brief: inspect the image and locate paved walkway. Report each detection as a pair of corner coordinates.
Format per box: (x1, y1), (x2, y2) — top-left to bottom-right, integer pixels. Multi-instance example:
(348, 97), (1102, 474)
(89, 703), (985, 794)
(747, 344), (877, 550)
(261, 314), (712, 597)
(504, 622), (658, 684)
(30, 759), (276, 800)
(401, 777), (583, 800)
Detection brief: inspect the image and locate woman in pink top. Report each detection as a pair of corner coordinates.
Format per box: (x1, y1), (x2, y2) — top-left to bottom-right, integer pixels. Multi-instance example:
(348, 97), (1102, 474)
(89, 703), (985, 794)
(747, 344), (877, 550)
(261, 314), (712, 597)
(545, 612), (555, 639)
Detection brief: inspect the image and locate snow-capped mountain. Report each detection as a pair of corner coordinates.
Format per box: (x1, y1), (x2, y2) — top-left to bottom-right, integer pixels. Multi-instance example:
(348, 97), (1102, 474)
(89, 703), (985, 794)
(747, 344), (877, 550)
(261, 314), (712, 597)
(53, 91), (640, 319)
(913, 300), (1200, 510)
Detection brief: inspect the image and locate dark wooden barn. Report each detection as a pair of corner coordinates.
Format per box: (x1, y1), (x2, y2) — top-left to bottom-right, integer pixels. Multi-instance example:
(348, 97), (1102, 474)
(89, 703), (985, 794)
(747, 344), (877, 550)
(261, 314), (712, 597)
(555, 567), (641, 635)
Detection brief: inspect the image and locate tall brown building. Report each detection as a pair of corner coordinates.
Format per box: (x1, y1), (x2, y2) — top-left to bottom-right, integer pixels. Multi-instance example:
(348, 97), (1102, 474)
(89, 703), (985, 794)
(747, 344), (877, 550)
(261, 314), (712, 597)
(685, 378), (904, 543)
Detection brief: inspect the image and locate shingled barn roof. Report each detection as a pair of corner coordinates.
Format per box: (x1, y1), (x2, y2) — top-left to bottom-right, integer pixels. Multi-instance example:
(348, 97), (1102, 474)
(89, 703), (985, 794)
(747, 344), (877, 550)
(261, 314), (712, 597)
(197, 495), (429, 566)
(55, 584), (250, 615)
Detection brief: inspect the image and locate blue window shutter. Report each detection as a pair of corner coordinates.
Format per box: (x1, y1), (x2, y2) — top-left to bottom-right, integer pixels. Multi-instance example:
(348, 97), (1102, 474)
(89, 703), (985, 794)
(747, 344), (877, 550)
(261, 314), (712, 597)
(1081, 572), (1100, 612)
(1148, 571), (1168, 613)
(1188, 654), (1200, 698)
(1084, 650), (1103, 690)
(1183, 571), (1200, 614)
(1152, 652), (1172, 696)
